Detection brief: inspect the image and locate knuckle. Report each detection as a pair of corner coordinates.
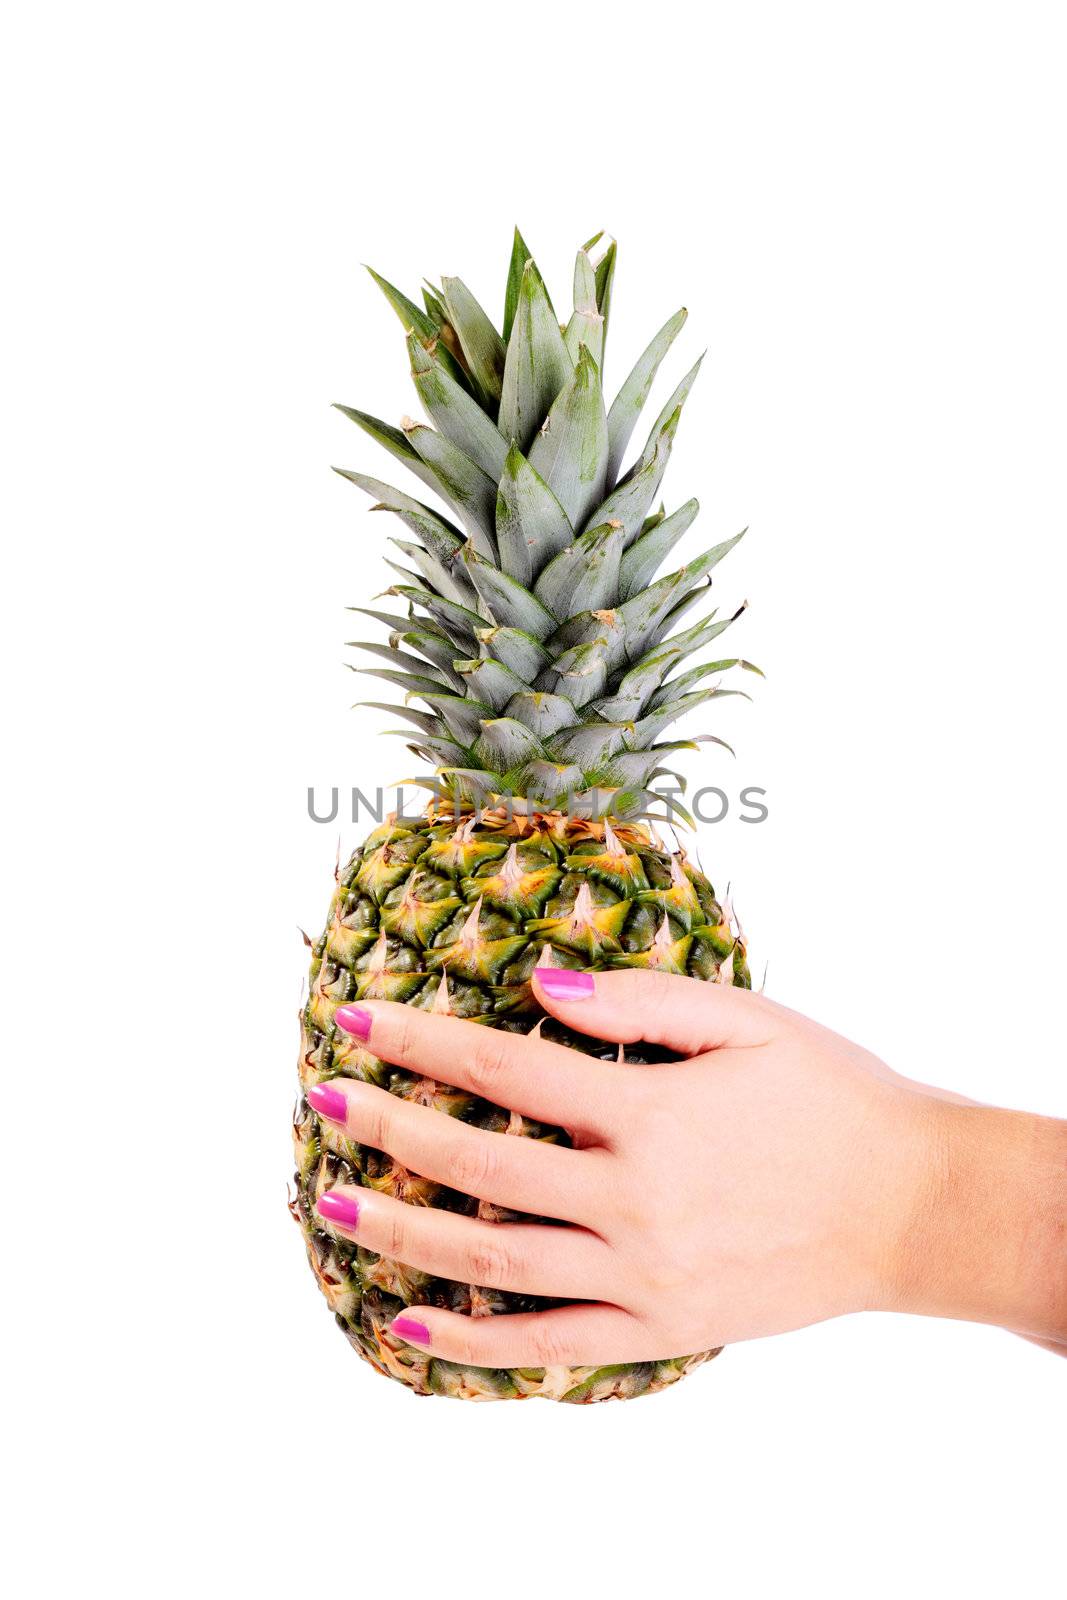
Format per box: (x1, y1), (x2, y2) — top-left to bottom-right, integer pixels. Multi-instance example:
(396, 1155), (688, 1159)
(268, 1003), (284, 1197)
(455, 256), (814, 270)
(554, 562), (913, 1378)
(465, 1034), (513, 1099)
(390, 1013), (418, 1066)
(527, 1322), (573, 1368)
(365, 1100), (393, 1154)
(466, 1235), (517, 1289)
(446, 1136), (499, 1197)
(380, 1211), (408, 1263)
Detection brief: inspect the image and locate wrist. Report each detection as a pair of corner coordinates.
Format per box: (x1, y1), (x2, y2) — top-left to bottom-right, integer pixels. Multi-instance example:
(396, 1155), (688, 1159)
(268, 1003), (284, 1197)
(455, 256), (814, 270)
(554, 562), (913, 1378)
(888, 1096), (1067, 1341)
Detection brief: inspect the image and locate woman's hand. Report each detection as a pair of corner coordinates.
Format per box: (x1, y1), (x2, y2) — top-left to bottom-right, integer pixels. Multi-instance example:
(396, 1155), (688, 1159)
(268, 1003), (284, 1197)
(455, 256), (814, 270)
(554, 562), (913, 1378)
(308, 971), (1067, 1367)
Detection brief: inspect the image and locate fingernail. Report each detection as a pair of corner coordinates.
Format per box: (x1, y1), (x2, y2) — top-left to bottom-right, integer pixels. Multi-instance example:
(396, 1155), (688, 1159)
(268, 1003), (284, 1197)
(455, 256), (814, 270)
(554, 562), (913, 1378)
(307, 1083), (348, 1123)
(390, 1314), (430, 1347)
(536, 968), (595, 1001)
(334, 1004), (372, 1040)
(316, 1191), (360, 1229)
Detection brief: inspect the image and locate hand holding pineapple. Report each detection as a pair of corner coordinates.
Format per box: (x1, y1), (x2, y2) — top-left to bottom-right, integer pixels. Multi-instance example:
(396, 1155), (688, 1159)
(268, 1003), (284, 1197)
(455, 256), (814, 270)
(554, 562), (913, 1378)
(309, 969), (1067, 1377)
(296, 231), (1065, 1399)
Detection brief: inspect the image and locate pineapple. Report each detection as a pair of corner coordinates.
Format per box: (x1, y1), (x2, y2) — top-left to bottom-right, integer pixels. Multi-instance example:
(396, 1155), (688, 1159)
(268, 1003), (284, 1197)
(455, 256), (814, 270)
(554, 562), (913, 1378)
(293, 230), (756, 1402)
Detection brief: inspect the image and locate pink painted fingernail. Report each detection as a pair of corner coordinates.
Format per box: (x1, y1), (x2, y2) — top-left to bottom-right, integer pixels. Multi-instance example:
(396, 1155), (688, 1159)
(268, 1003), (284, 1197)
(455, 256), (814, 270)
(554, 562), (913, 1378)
(391, 1315), (431, 1347)
(334, 1004), (372, 1039)
(536, 968), (595, 1001)
(316, 1191), (360, 1229)
(307, 1083), (348, 1123)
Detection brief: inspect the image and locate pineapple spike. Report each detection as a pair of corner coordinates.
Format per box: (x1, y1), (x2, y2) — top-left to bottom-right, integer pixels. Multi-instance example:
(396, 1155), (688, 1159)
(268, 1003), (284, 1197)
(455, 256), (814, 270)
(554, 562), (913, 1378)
(432, 973), (453, 1015)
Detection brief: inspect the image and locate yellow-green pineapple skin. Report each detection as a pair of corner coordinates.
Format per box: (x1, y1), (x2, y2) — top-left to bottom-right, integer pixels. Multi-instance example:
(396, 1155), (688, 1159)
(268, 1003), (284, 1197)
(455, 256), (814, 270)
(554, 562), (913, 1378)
(294, 812), (748, 1401)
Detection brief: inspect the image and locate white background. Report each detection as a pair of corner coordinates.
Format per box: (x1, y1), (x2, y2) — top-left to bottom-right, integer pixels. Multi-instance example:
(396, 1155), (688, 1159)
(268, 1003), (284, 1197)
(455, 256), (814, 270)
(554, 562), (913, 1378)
(4, 2), (1065, 1595)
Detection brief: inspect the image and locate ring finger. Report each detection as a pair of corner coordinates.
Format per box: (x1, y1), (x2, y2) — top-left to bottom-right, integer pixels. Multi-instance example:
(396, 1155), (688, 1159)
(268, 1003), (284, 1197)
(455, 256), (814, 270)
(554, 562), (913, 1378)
(316, 1184), (616, 1301)
(307, 1076), (605, 1225)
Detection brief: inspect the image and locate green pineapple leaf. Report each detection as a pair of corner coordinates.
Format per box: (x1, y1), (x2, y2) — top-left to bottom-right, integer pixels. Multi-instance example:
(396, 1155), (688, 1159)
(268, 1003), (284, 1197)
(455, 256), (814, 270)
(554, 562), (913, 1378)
(390, 584), (485, 650)
(592, 238), (617, 361)
(592, 408), (681, 546)
(463, 551), (558, 640)
(502, 225), (535, 344)
(534, 520), (625, 618)
(366, 265), (469, 391)
(452, 655), (529, 713)
(333, 404), (442, 496)
(475, 625), (551, 681)
(473, 717), (545, 773)
(495, 444), (574, 589)
(527, 345), (609, 530)
(498, 259), (573, 453)
(407, 334), (509, 482)
(441, 276), (506, 411)
(606, 307), (688, 481)
(389, 537), (478, 609)
(563, 247), (605, 369)
(503, 690), (580, 739)
(618, 497), (700, 599)
(402, 421), (498, 558)
(413, 692), (494, 745)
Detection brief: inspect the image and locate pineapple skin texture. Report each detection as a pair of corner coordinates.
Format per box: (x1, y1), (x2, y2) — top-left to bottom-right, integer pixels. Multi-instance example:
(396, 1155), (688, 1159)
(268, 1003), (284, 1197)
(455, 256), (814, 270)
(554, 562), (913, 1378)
(293, 810), (749, 1402)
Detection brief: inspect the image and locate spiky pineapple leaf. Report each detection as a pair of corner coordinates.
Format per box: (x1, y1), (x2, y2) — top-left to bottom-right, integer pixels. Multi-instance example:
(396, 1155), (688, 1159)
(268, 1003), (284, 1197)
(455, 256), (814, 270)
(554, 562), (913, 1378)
(333, 405), (443, 497)
(628, 354), (704, 477)
(527, 345), (609, 530)
(390, 584), (485, 650)
(349, 604), (419, 634)
(503, 690), (580, 738)
(494, 445), (574, 589)
(402, 421), (497, 558)
(366, 265), (468, 391)
(618, 497), (699, 599)
(441, 276), (506, 411)
(453, 655), (528, 713)
(502, 226), (535, 344)
(354, 665), (449, 697)
(408, 335), (508, 482)
(593, 239), (617, 361)
(475, 625), (552, 681)
(332, 467), (463, 530)
(348, 639), (457, 684)
(498, 259), (573, 453)
(473, 718), (545, 773)
(534, 520), (625, 618)
(389, 536), (476, 609)
(563, 247), (605, 369)
(414, 692), (494, 745)
(606, 307), (687, 481)
(592, 408), (681, 546)
(514, 759), (584, 806)
(392, 628), (465, 678)
(633, 687), (750, 745)
(541, 636), (611, 707)
(357, 700), (444, 737)
(463, 552), (558, 641)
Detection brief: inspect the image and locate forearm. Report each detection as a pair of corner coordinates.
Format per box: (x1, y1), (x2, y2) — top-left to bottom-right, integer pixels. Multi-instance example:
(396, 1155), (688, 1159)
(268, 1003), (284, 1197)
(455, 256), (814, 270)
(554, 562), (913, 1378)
(896, 1099), (1067, 1345)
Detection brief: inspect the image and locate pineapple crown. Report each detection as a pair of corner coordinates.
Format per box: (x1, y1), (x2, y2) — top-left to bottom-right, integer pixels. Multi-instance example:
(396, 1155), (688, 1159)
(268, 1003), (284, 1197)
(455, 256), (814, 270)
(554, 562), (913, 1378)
(336, 228), (757, 826)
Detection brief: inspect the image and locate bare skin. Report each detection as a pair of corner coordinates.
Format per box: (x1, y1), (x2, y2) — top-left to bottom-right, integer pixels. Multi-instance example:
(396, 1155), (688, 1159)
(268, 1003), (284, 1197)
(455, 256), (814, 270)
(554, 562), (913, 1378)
(310, 970), (1067, 1369)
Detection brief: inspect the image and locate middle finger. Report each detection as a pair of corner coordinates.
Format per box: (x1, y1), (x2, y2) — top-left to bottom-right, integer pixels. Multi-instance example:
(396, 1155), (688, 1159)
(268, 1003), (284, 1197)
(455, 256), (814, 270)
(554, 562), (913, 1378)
(307, 1077), (608, 1226)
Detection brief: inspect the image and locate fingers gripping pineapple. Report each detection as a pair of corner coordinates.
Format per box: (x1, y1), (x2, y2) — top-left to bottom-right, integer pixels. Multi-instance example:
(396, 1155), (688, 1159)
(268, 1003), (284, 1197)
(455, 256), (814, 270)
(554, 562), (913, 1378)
(294, 231), (757, 1401)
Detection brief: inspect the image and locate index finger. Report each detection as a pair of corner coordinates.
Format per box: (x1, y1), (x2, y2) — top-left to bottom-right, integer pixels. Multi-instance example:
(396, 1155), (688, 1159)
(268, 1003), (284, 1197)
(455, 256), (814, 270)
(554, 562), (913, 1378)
(331, 1000), (623, 1133)
(531, 967), (777, 1056)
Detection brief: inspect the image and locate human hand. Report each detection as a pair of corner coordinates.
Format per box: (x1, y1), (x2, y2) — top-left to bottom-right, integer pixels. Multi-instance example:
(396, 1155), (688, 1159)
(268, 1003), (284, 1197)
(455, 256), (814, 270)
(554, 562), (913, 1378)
(309, 971), (1067, 1367)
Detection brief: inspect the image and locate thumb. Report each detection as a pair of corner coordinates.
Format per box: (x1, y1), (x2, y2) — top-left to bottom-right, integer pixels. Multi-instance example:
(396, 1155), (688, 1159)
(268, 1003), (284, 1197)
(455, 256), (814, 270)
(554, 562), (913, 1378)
(531, 965), (772, 1057)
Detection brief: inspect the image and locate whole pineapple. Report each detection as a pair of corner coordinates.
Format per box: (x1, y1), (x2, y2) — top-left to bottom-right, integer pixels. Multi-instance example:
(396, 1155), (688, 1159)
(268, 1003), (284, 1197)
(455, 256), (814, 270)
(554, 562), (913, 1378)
(294, 231), (757, 1402)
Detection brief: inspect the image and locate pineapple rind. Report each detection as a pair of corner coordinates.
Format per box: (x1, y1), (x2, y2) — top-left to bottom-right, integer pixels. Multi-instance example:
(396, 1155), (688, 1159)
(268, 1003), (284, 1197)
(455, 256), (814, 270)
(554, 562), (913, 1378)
(294, 812), (746, 1402)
